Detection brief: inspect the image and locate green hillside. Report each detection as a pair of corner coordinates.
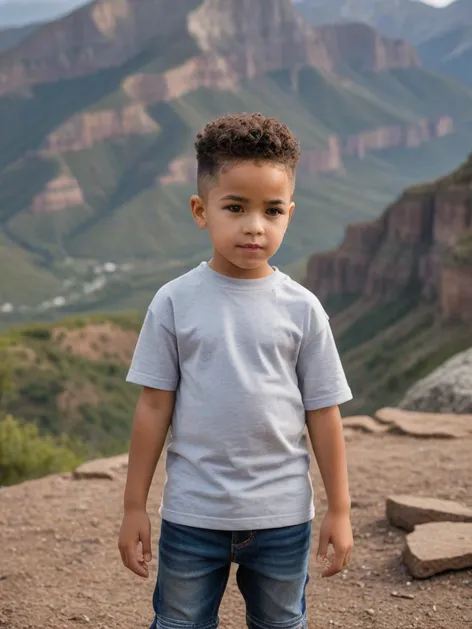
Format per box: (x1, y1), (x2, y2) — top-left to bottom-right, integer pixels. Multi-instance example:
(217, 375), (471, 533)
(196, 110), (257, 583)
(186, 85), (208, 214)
(419, 25), (472, 87)
(0, 235), (62, 304)
(0, 314), (142, 458)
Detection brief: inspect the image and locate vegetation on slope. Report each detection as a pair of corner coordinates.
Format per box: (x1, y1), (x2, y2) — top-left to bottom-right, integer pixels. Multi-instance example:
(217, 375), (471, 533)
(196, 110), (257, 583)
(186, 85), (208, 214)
(331, 293), (472, 417)
(0, 314), (143, 464)
(0, 414), (83, 486)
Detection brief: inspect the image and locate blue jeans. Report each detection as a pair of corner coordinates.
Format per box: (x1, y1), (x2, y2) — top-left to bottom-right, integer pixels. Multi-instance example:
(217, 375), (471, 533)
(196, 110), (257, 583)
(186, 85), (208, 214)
(150, 519), (312, 629)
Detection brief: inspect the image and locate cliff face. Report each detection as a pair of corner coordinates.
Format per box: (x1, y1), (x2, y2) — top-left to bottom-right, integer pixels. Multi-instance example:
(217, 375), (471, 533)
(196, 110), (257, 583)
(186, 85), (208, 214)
(0, 0), (203, 95)
(317, 22), (419, 72)
(0, 0), (420, 97)
(342, 117), (453, 158)
(187, 0), (334, 78)
(40, 104), (159, 153)
(305, 155), (472, 323)
(155, 118), (454, 185)
(29, 174), (85, 213)
(122, 54), (240, 105)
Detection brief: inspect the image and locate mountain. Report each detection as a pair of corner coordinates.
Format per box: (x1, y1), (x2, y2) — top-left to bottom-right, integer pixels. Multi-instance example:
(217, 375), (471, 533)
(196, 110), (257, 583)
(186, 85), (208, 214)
(305, 153), (472, 415)
(0, 0), (85, 27)
(418, 24), (472, 86)
(0, 23), (37, 53)
(1, 0), (472, 325)
(296, 0), (472, 45)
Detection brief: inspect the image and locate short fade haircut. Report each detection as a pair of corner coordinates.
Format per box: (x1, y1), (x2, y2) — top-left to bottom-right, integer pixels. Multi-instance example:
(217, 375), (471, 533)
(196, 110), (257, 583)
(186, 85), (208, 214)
(194, 112), (301, 195)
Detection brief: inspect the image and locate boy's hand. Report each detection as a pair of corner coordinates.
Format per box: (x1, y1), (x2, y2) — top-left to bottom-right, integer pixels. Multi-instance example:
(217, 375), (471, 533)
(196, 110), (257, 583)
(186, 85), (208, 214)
(316, 509), (353, 578)
(118, 508), (153, 578)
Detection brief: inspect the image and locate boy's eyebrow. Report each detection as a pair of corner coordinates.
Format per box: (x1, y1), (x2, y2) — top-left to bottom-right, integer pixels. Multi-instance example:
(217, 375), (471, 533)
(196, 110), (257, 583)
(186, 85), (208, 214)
(220, 194), (249, 203)
(220, 194), (286, 205)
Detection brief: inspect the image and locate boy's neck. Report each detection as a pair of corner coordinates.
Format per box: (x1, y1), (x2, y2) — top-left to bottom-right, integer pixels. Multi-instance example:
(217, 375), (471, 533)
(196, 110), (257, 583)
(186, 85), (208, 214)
(208, 253), (274, 280)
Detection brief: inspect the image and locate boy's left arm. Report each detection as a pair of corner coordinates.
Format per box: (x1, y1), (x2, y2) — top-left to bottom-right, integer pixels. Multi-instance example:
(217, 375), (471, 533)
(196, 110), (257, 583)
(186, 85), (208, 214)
(306, 405), (353, 578)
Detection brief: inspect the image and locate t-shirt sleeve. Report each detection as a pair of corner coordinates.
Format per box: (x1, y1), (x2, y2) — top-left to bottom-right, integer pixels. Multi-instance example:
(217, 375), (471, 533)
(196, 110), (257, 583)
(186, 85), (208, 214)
(126, 291), (179, 391)
(296, 298), (353, 411)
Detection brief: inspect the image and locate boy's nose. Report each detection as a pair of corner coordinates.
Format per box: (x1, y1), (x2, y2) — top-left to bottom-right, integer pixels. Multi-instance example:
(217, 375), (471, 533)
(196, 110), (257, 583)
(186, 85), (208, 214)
(243, 218), (264, 235)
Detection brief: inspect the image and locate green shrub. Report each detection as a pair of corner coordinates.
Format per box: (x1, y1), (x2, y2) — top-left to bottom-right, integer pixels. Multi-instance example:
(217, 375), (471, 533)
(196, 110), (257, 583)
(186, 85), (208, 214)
(0, 415), (84, 486)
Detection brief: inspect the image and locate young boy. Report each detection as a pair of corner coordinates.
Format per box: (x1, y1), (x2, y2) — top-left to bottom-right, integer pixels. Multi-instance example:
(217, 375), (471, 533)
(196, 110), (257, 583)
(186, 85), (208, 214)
(118, 113), (353, 629)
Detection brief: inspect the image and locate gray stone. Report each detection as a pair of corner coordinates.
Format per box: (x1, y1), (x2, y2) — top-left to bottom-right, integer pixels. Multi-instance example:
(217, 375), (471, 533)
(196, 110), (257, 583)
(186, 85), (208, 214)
(399, 348), (472, 414)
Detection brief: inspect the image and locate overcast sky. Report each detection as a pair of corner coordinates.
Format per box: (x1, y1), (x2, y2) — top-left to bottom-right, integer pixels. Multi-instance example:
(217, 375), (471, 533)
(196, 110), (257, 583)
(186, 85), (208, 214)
(424, 0), (455, 5)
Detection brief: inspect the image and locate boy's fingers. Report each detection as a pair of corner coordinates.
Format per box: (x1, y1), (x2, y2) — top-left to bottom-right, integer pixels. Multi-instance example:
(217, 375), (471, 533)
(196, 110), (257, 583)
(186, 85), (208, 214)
(323, 548), (348, 577)
(120, 543), (149, 578)
(130, 558), (149, 578)
(141, 531), (152, 563)
(343, 550), (352, 568)
(316, 531), (330, 562)
(129, 555), (149, 578)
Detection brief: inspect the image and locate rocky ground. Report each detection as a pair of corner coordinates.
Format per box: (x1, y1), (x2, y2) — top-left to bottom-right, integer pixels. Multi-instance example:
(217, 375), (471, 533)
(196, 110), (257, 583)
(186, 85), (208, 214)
(1, 424), (472, 629)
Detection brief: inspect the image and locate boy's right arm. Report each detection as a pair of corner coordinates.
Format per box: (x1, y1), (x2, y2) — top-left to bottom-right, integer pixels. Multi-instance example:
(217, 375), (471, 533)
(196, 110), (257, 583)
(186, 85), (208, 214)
(118, 386), (175, 578)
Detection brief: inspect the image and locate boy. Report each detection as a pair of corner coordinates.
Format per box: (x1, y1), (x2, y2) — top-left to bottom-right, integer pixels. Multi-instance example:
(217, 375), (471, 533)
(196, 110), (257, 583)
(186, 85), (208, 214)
(119, 113), (353, 629)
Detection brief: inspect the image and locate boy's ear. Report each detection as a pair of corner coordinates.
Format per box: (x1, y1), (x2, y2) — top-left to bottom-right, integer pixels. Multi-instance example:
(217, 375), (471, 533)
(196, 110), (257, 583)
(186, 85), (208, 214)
(190, 195), (207, 229)
(288, 202), (295, 222)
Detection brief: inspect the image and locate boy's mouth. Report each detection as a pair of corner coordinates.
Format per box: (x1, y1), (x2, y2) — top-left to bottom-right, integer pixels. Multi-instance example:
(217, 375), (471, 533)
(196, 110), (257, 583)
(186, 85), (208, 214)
(238, 243), (264, 250)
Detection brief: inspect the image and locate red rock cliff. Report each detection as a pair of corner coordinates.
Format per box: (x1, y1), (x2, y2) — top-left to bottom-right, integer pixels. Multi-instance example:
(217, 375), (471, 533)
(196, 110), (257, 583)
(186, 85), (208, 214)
(0, 0), (420, 97)
(0, 0), (202, 95)
(305, 155), (472, 322)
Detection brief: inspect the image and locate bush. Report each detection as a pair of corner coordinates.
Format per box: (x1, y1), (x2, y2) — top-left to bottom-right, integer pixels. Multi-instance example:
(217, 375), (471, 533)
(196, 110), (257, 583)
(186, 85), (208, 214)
(0, 415), (84, 486)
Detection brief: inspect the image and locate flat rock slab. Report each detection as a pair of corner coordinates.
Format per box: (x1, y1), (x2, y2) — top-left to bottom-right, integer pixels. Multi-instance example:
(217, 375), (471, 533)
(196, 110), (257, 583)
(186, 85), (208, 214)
(343, 416), (389, 434)
(375, 407), (472, 439)
(387, 495), (472, 532)
(404, 522), (472, 579)
(73, 454), (129, 480)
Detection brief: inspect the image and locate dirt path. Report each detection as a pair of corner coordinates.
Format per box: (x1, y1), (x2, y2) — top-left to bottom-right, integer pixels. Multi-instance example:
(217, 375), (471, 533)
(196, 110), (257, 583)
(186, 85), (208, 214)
(1, 432), (471, 629)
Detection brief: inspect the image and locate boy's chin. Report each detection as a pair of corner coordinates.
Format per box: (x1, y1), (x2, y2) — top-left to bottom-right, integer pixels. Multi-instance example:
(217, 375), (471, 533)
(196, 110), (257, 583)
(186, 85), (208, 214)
(231, 257), (270, 271)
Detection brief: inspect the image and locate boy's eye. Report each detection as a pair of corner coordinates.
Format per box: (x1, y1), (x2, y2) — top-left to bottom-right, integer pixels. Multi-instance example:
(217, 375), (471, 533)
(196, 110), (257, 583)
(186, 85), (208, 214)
(266, 208), (283, 216)
(225, 205), (243, 213)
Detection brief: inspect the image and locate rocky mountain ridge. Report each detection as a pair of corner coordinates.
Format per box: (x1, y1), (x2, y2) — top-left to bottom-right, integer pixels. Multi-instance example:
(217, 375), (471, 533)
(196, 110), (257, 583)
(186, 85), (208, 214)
(297, 0), (472, 45)
(0, 0), (418, 97)
(305, 154), (472, 324)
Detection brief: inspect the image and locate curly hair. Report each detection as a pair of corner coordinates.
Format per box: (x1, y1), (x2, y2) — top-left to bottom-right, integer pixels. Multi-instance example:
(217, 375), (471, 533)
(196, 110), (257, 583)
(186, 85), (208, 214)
(195, 112), (300, 191)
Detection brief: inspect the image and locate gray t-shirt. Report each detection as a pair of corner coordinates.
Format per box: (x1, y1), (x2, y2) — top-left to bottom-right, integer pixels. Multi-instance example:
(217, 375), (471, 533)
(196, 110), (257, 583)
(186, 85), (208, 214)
(126, 262), (352, 530)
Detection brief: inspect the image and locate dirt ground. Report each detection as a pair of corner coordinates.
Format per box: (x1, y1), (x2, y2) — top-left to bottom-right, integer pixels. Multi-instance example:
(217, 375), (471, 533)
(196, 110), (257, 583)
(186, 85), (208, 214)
(1, 432), (471, 629)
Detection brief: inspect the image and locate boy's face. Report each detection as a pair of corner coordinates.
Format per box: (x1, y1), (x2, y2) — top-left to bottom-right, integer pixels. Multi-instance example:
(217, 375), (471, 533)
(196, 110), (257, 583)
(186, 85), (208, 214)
(191, 161), (295, 279)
